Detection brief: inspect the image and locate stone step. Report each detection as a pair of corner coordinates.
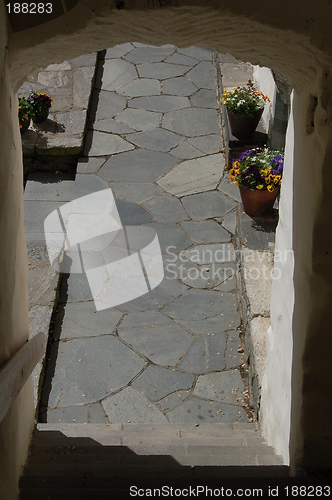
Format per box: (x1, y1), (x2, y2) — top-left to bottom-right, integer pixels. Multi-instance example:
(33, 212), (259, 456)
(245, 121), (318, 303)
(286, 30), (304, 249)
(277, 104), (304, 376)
(20, 422), (288, 498)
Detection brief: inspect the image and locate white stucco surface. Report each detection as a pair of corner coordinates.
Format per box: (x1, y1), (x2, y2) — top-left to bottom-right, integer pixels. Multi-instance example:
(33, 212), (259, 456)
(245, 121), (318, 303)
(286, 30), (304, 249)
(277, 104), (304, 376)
(1, 2), (332, 493)
(253, 65), (276, 135)
(260, 92), (295, 464)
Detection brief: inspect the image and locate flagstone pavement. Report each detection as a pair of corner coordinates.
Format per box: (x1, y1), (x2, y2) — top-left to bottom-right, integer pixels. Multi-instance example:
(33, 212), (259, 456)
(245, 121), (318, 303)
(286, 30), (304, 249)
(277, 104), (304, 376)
(25, 43), (251, 425)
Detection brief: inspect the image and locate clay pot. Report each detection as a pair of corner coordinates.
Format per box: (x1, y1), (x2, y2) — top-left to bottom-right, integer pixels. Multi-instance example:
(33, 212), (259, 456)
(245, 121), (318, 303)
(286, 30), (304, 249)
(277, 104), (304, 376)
(33, 109), (49, 123)
(227, 108), (263, 140)
(239, 186), (280, 217)
(20, 118), (30, 134)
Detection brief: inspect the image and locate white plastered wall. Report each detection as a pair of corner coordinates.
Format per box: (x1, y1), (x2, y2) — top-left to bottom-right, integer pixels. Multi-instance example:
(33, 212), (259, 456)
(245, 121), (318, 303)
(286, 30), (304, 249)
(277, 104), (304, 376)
(1, 2), (332, 493)
(0, 3), (35, 499)
(253, 65), (277, 136)
(261, 91), (295, 464)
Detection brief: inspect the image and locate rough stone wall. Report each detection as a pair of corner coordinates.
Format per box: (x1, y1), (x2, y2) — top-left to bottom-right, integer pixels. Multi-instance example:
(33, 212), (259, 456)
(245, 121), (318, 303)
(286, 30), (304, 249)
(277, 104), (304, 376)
(7, 2), (331, 91)
(0, 3), (34, 498)
(1, 0), (332, 486)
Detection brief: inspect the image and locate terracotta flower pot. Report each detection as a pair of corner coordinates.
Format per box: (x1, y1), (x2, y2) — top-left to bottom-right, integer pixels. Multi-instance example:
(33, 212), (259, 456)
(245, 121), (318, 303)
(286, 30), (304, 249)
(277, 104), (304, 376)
(239, 186), (280, 217)
(20, 118), (30, 134)
(227, 108), (263, 140)
(33, 109), (49, 123)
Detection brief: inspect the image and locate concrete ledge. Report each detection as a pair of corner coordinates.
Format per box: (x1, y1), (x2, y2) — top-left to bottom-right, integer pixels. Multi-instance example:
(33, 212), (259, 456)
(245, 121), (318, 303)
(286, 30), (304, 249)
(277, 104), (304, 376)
(236, 207), (278, 418)
(19, 52), (98, 169)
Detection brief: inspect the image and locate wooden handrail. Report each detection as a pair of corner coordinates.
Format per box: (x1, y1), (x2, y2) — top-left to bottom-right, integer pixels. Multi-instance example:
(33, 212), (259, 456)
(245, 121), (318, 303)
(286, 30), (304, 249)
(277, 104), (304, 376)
(0, 332), (45, 424)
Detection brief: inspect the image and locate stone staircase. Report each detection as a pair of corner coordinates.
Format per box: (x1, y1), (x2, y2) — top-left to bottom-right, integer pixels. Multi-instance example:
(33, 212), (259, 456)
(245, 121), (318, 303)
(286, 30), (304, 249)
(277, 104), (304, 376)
(20, 422), (288, 499)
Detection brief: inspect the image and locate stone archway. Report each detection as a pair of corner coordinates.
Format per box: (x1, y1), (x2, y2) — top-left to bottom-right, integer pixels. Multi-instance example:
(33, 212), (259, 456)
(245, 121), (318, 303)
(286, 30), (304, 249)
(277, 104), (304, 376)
(1, 1), (332, 495)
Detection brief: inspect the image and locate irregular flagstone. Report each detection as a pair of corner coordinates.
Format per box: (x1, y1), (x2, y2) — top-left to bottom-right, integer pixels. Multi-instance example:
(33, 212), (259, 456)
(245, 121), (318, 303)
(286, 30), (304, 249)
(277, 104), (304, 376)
(116, 200), (154, 225)
(126, 129), (182, 152)
(94, 90), (127, 121)
(177, 46), (213, 61)
(43, 402), (108, 424)
(77, 157), (106, 174)
(111, 182), (163, 203)
(53, 302), (123, 340)
(123, 46), (174, 64)
(190, 89), (218, 109)
(163, 108), (219, 137)
(222, 210), (237, 235)
(118, 310), (173, 332)
(102, 387), (168, 424)
(117, 78), (161, 97)
(115, 108), (162, 131)
(187, 61), (216, 89)
(180, 243), (236, 264)
(218, 176), (242, 202)
(166, 397), (247, 424)
(200, 262), (236, 288)
(84, 130), (134, 156)
(193, 370), (245, 405)
(132, 365), (195, 402)
(157, 154), (224, 197)
(59, 273), (94, 303)
(181, 220), (231, 244)
(129, 95), (190, 112)
(115, 278), (188, 313)
(119, 324), (193, 366)
(143, 194), (189, 222)
(164, 53), (198, 66)
(169, 141), (206, 160)
(98, 149), (178, 183)
(176, 311), (241, 336)
(214, 275), (237, 293)
(157, 390), (191, 411)
(178, 332), (227, 374)
(181, 191), (237, 219)
(188, 134), (222, 154)
(162, 288), (238, 322)
(165, 259), (210, 289)
(226, 336), (243, 369)
(105, 43), (135, 59)
(89, 402), (110, 423)
(147, 222), (192, 254)
(43, 405), (90, 424)
(24, 173), (74, 202)
(99, 59), (137, 91)
(73, 173), (108, 197)
(93, 118), (135, 134)
(47, 336), (146, 408)
(137, 62), (190, 79)
(36, 45), (248, 425)
(24, 201), (64, 233)
(162, 77), (198, 97)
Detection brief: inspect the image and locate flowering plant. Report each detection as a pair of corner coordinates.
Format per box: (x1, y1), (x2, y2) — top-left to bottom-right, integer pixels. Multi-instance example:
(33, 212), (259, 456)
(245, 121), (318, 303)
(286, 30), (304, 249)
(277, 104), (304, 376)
(222, 80), (270, 118)
(18, 96), (33, 128)
(229, 148), (284, 192)
(27, 91), (53, 115)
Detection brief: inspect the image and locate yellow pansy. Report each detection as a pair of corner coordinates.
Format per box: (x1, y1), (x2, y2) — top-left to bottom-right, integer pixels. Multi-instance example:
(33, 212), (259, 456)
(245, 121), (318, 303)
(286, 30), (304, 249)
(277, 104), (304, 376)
(256, 184), (263, 190)
(267, 185), (274, 192)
